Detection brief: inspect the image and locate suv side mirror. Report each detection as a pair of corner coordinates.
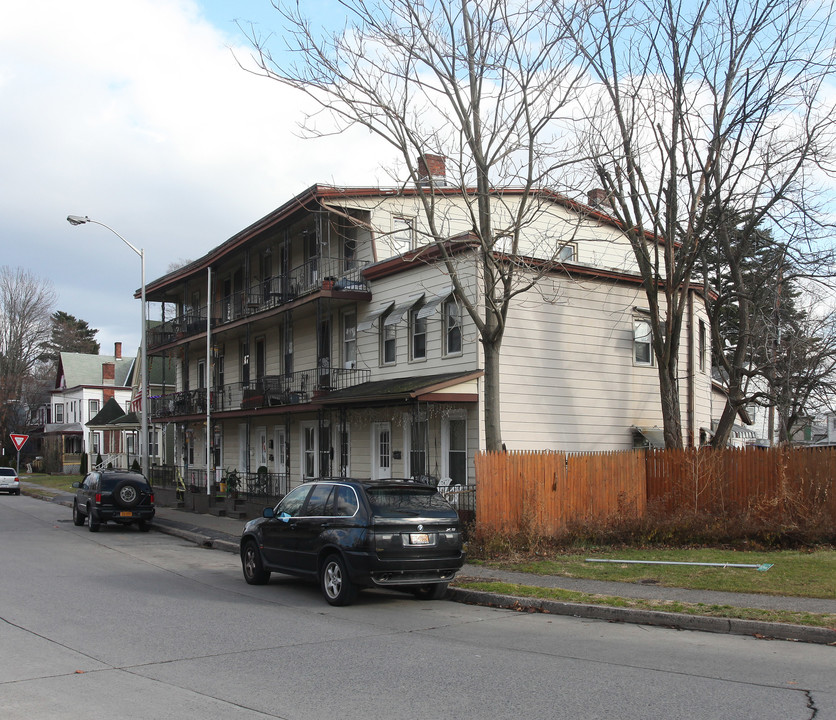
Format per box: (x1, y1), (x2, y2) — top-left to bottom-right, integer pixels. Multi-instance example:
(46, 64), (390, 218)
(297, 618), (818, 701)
(262, 507), (276, 519)
(71, 482), (81, 489)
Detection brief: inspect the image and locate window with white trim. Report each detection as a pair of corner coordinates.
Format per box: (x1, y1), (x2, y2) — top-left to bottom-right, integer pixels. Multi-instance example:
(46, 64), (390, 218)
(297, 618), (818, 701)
(409, 307), (427, 361)
(557, 243), (576, 262)
(55, 403), (64, 423)
(633, 318), (653, 365)
(342, 310), (357, 369)
(381, 317), (397, 365)
(391, 216), (414, 255)
(443, 297), (462, 356)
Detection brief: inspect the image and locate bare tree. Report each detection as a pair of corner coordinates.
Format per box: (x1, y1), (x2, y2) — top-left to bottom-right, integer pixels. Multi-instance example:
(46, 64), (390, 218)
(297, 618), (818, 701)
(563, 0), (836, 447)
(762, 292), (836, 443)
(239, 0), (590, 451)
(0, 266), (55, 455)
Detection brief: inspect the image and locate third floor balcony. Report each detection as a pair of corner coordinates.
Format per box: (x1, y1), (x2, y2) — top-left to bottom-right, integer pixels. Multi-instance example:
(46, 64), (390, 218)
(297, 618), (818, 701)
(148, 258), (369, 349)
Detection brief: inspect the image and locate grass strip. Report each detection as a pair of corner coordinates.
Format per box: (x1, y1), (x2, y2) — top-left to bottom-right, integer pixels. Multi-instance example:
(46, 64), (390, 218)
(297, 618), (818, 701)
(453, 579), (836, 629)
(470, 547), (836, 599)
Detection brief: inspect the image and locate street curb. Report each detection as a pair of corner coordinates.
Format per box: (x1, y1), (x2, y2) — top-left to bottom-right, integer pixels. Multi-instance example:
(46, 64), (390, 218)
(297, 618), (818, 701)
(151, 520), (240, 554)
(448, 587), (836, 646)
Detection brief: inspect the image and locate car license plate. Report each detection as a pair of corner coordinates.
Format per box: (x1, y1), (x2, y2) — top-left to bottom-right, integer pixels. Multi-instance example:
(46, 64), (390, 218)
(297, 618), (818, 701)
(409, 533), (431, 545)
(119, 511), (134, 518)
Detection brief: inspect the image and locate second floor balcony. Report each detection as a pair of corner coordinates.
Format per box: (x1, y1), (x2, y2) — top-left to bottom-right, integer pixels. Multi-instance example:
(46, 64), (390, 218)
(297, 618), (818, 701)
(150, 366), (371, 419)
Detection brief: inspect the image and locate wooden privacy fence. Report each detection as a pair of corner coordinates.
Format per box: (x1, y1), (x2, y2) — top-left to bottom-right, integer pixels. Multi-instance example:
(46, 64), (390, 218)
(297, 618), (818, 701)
(475, 447), (836, 535)
(475, 450), (646, 535)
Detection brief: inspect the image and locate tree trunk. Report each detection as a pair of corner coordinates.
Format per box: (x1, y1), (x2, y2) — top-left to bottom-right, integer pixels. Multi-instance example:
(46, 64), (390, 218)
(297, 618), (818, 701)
(482, 336), (503, 452)
(658, 362), (684, 449)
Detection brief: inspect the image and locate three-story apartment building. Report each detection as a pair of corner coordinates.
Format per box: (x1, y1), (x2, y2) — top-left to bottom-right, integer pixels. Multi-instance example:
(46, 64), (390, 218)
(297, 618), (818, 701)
(143, 160), (713, 496)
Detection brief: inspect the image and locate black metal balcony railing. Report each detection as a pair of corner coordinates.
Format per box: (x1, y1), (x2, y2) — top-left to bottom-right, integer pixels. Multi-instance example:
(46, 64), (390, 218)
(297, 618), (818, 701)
(151, 389), (208, 418)
(150, 367), (371, 419)
(148, 259), (369, 349)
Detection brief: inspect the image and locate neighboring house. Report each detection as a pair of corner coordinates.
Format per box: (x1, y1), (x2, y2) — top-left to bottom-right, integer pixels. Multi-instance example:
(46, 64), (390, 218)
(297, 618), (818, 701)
(710, 379), (761, 448)
(817, 411), (836, 445)
(142, 159), (713, 493)
(41, 344), (134, 473)
(40, 344), (177, 473)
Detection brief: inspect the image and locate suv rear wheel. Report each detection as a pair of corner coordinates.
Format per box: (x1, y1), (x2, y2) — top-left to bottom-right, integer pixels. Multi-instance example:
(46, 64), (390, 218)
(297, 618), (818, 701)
(72, 501), (85, 526)
(87, 506), (101, 532)
(320, 554), (356, 606)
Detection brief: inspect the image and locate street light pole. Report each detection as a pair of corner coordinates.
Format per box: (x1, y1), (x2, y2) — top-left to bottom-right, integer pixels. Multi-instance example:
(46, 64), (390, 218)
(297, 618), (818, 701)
(67, 215), (149, 478)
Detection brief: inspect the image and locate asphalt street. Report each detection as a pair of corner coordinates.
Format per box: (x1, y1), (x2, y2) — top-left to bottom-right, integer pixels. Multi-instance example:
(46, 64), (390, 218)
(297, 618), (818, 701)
(21, 480), (836, 645)
(2, 492), (834, 720)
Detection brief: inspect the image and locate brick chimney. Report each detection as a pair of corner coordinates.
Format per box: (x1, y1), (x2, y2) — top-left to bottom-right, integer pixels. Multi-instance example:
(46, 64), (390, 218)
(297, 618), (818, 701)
(417, 154), (447, 186)
(587, 188), (611, 209)
(114, 341), (122, 359)
(102, 361), (115, 385)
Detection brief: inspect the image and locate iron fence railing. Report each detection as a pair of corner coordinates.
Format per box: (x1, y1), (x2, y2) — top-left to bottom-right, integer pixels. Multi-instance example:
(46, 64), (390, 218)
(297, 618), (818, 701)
(150, 367), (371, 419)
(148, 306), (211, 347)
(150, 389), (208, 418)
(148, 260), (370, 350)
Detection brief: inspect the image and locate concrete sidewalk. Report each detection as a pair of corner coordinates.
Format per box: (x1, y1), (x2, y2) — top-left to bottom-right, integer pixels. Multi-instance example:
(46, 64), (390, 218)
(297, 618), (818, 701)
(22, 482), (836, 645)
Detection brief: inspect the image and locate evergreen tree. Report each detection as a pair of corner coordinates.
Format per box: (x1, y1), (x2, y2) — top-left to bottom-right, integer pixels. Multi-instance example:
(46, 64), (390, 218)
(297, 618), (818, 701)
(39, 311), (100, 365)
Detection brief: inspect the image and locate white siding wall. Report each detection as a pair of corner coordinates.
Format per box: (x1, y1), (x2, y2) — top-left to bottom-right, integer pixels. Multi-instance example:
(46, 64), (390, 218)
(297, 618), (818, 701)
(355, 261), (479, 380)
(498, 276), (713, 451)
(334, 194), (638, 273)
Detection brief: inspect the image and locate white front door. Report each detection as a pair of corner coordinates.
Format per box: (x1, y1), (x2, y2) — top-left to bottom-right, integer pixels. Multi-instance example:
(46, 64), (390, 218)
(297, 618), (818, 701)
(273, 427), (286, 476)
(301, 422), (318, 480)
(372, 422), (392, 480)
(256, 426), (267, 470)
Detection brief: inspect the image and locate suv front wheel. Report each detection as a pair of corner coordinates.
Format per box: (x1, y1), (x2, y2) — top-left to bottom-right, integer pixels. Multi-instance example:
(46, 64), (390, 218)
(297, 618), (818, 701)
(242, 540), (271, 585)
(72, 501), (85, 526)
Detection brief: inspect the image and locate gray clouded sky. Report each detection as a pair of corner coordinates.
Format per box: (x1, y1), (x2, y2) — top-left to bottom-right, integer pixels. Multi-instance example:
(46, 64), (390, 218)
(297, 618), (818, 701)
(1, 0), (391, 356)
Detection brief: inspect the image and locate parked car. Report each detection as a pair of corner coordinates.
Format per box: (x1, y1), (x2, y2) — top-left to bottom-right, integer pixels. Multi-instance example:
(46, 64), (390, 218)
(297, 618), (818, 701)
(0, 467), (20, 495)
(240, 478), (465, 606)
(72, 470), (155, 532)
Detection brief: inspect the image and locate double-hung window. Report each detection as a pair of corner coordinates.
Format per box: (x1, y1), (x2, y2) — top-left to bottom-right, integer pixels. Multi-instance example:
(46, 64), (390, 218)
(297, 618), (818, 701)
(443, 297), (462, 356)
(343, 311), (357, 369)
(410, 307), (427, 361)
(391, 216), (413, 255)
(633, 318), (653, 365)
(381, 318), (397, 365)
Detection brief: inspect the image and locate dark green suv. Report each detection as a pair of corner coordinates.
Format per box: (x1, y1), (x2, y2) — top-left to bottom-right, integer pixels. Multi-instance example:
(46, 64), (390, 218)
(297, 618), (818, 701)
(72, 470), (155, 532)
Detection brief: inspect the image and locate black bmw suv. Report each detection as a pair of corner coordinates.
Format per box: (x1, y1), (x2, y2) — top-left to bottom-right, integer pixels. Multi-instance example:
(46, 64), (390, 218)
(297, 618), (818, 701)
(72, 470), (155, 532)
(240, 478), (465, 605)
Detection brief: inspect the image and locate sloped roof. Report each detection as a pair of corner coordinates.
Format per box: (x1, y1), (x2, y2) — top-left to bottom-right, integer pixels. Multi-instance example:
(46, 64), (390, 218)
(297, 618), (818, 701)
(108, 411), (139, 427)
(86, 397), (127, 427)
(57, 352), (134, 389)
(146, 355), (177, 388)
(318, 371), (482, 406)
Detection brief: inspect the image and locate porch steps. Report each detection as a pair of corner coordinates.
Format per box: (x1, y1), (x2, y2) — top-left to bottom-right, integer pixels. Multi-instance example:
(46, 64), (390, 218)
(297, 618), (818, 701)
(208, 499), (248, 520)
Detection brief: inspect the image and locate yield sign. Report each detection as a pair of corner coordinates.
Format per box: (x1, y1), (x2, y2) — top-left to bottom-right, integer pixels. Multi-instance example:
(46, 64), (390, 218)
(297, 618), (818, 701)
(10, 434), (28, 451)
